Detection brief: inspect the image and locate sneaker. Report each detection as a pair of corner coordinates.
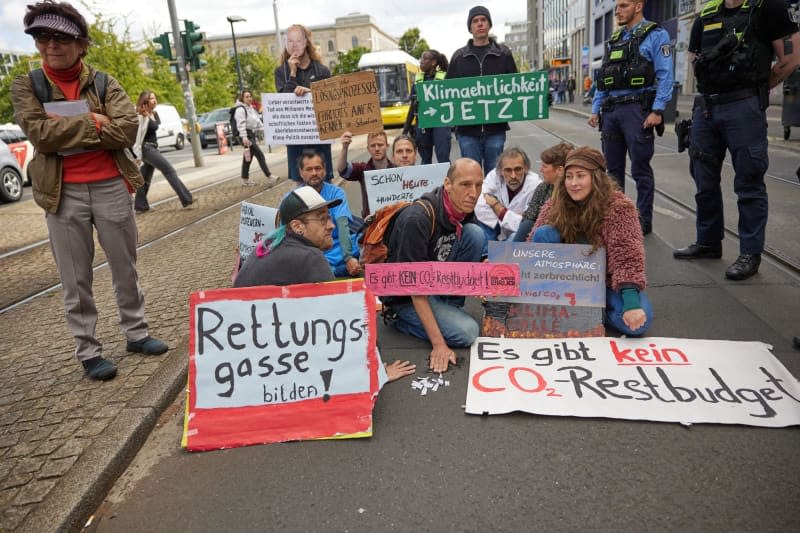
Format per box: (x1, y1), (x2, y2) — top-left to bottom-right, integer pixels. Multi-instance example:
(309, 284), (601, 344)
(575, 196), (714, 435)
(126, 335), (169, 355)
(673, 243), (722, 260)
(725, 254), (761, 281)
(241, 178), (257, 186)
(82, 356), (117, 380)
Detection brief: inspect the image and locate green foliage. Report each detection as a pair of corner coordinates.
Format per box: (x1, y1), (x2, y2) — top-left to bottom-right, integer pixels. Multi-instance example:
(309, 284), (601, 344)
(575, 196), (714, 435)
(236, 51), (278, 96)
(192, 51), (238, 112)
(398, 28), (430, 59)
(85, 12), (150, 101)
(332, 46), (371, 75)
(0, 57), (36, 124)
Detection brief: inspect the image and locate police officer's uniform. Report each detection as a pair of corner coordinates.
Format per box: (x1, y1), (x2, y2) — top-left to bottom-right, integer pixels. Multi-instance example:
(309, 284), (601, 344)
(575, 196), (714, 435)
(408, 70), (451, 165)
(674, 0), (798, 280)
(592, 19), (674, 234)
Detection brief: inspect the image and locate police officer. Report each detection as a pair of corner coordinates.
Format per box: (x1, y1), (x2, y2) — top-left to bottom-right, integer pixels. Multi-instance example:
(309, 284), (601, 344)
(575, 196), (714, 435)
(588, 0), (673, 236)
(403, 49), (451, 165)
(673, 0), (799, 280)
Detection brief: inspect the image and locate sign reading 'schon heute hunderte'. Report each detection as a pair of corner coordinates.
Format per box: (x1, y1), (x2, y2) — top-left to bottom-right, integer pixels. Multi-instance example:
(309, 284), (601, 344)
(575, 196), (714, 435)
(417, 71), (549, 129)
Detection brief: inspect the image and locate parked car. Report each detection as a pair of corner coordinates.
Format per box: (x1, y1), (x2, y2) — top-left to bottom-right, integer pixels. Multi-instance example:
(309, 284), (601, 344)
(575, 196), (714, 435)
(154, 103), (185, 150)
(0, 139), (24, 202)
(194, 107), (234, 149)
(0, 124), (33, 185)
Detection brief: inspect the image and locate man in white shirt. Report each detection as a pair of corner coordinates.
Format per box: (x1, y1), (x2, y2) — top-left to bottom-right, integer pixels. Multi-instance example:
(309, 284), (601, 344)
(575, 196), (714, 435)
(473, 147), (541, 254)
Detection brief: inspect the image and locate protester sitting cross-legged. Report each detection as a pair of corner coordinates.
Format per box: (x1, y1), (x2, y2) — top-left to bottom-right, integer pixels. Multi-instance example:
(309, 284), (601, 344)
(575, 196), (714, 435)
(336, 129), (394, 218)
(292, 150), (362, 277)
(530, 146), (653, 336)
(473, 146), (541, 255)
(514, 141), (574, 242)
(234, 186), (415, 381)
(382, 158), (487, 373)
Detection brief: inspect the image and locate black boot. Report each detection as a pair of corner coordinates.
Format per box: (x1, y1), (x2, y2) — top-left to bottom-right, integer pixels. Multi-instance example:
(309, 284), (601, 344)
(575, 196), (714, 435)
(725, 254), (761, 281)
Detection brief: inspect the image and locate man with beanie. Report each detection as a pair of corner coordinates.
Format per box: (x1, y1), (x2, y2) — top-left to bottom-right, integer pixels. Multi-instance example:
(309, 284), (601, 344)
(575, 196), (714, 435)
(448, 6), (518, 174)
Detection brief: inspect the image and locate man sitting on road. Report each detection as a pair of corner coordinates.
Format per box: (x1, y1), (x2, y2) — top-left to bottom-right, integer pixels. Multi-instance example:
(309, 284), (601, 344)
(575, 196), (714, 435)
(295, 150), (361, 277)
(336, 130), (394, 218)
(382, 158), (486, 373)
(473, 147), (541, 254)
(234, 186), (415, 381)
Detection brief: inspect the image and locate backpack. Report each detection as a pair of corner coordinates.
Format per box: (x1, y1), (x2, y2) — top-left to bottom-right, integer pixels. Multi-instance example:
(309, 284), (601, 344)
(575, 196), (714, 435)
(229, 104), (246, 142)
(358, 199), (435, 267)
(29, 68), (108, 106)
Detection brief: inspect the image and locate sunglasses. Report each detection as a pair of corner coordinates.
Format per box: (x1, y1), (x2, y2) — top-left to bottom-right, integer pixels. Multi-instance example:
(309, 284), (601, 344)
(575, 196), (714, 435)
(32, 31), (78, 44)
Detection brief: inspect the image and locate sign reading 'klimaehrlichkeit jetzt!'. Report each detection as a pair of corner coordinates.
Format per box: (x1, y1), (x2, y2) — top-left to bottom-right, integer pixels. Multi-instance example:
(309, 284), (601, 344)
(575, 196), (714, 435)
(417, 71), (549, 129)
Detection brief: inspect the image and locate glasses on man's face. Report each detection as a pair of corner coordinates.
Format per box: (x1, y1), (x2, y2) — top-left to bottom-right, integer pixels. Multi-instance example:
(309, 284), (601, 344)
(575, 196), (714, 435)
(302, 214), (332, 225)
(32, 31), (77, 44)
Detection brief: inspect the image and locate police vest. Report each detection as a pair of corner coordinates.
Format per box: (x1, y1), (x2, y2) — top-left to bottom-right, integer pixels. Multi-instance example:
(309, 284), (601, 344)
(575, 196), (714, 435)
(694, 0), (772, 94)
(415, 71), (446, 83)
(597, 22), (658, 92)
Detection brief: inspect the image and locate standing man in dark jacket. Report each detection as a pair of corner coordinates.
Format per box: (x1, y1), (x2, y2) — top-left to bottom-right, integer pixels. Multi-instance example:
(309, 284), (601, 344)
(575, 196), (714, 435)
(448, 6), (518, 173)
(383, 158), (486, 373)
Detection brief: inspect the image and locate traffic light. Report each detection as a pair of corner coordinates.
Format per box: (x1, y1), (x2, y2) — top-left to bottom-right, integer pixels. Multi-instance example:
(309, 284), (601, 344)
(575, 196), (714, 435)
(153, 32), (172, 61)
(182, 20), (204, 63)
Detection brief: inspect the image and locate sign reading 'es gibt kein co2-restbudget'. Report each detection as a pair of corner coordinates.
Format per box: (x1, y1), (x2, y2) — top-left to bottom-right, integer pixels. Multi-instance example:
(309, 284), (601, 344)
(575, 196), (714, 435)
(417, 71), (549, 129)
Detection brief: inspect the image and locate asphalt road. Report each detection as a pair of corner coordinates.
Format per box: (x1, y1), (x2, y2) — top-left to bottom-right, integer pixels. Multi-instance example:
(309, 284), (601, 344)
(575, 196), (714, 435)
(83, 114), (800, 532)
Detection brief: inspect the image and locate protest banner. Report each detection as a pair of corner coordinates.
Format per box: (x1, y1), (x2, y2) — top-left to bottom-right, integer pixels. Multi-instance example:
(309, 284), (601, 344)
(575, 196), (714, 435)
(466, 336), (800, 428)
(482, 242), (606, 338)
(417, 71), (549, 129)
(262, 93), (332, 145)
(183, 280), (380, 451)
(310, 71), (382, 140)
(364, 162), (448, 210)
(238, 202), (277, 261)
(365, 262), (521, 297)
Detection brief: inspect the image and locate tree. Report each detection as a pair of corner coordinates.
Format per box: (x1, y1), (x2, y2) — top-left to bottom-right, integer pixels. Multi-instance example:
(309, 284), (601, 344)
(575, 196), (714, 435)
(0, 57), (36, 124)
(398, 28), (430, 59)
(192, 51), (238, 112)
(236, 51), (278, 97)
(332, 46), (370, 75)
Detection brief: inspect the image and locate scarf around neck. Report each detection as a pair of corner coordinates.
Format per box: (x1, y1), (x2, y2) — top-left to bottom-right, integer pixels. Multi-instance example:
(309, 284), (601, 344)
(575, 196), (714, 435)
(442, 188), (466, 239)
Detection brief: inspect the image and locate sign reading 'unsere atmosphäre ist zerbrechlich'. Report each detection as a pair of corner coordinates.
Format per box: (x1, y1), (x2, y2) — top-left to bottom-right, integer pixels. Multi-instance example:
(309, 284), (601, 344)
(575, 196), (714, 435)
(417, 71), (550, 129)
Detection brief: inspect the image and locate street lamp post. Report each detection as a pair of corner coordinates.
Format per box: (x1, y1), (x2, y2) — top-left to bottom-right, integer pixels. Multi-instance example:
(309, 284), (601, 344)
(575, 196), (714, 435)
(227, 15), (246, 93)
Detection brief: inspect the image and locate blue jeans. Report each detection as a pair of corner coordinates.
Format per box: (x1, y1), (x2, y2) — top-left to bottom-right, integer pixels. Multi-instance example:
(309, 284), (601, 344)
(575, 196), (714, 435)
(286, 144), (333, 183)
(533, 224), (653, 336)
(600, 101), (655, 229)
(457, 131), (506, 174)
(476, 220), (500, 258)
(689, 95), (768, 255)
(386, 223), (484, 346)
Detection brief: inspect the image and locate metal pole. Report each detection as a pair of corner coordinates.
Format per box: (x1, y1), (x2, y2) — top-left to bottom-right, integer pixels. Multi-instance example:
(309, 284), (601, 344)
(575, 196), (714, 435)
(167, 0), (203, 167)
(273, 0), (283, 53)
(230, 21), (244, 93)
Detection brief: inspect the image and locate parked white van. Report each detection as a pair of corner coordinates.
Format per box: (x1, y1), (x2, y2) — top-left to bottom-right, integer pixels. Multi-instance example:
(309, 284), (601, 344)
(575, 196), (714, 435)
(154, 104), (185, 150)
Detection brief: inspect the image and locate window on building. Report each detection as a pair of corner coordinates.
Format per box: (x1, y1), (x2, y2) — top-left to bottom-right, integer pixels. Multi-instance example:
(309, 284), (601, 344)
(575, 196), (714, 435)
(352, 36), (358, 48)
(594, 17), (603, 46)
(328, 40), (334, 52)
(604, 11), (614, 42)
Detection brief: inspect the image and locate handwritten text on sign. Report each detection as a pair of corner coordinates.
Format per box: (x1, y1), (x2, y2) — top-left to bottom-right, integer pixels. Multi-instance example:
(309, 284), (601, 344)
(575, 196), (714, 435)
(238, 202), (277, 259)
(365, 262), (520, 296)
(262, 93), (332, 145)
(185, 282), (379, 451)
(364, 162), (448, 209)
(310, 71), (382, 140)
(466, 337), (800, 427)
(418, 71), (550, 129)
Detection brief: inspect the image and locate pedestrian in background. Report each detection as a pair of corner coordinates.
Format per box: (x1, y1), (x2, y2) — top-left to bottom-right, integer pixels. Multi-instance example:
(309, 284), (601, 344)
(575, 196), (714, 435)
(403, 49), (452, 165)
(448, 5), (517, 173)
(568, 75), (576, 103)
(132, 90), (193, 211)
(557, 78), (567, 104)
(588, 0), (674, 236)
(11, 0), (168, 381)
(275, 24), (333, 183)
(233, 89), (279, 186)
(531, 147), (653, 336)
(673, 0), (800, 281)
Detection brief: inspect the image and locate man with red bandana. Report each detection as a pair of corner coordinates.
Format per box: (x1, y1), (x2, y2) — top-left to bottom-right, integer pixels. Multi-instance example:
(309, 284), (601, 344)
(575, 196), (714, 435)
(11, 1), (168, 381)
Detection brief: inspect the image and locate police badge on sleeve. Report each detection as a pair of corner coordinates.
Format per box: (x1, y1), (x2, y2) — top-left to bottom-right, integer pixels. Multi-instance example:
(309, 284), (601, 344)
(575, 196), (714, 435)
(661, 44), (672, 57)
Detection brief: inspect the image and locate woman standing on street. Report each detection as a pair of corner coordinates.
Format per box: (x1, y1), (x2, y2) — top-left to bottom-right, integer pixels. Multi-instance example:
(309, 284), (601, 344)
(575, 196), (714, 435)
(274, 24), (333, 183)
(132, 91), (193, 211)
(234, 89), (279, 186)
(530, 146), (653, 336)
(403, 49), (452, 165)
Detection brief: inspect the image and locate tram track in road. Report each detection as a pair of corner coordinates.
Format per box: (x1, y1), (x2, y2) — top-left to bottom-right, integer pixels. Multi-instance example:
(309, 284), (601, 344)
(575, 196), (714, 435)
(534, 120), (800, 278)
(0, 174), (288, 315)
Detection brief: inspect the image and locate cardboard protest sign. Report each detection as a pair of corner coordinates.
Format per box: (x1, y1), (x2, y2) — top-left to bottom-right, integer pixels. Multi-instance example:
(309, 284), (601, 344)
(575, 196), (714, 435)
(365, 262), (520, 297)
(183, 280), (380, 451)
(262, 93), (332, 145)
(418, 71), (549, 129)
(483, 242), (606, 338)
(466, 337), (800, 428)
(310, 71), (382, 140)
(364, 162), (448, 210)
(238, 202), (277, 260)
